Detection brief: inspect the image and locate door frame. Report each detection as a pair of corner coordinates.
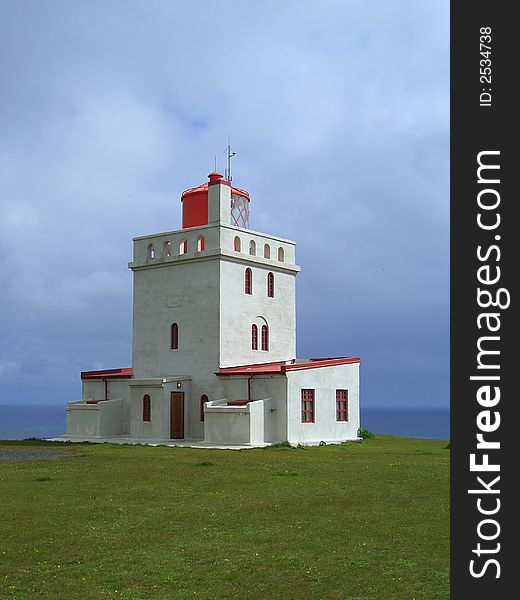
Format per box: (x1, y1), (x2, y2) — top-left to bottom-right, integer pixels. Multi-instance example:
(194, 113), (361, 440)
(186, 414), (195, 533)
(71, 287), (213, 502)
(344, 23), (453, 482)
(170, 392), (185, 439)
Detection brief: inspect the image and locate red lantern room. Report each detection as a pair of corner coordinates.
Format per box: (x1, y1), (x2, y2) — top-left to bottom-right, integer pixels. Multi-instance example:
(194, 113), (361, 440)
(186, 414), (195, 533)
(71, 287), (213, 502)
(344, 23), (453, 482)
(181, 172), (250, 229)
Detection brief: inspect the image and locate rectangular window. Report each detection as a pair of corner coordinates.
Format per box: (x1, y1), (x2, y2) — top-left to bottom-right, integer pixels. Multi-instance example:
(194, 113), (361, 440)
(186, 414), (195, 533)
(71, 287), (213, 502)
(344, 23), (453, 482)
(301, 389), (315, 423)
(336, 389), (348, 421)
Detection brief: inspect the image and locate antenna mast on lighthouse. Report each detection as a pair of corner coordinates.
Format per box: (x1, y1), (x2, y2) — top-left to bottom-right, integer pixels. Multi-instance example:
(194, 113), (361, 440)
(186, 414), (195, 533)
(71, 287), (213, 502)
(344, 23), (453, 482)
(225, 139), (236, 182)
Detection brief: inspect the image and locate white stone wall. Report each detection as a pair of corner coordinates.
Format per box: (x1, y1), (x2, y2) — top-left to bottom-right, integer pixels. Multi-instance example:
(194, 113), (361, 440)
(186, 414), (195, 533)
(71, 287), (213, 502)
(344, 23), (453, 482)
(97, 399), (126, 436)
(219, 259), (297, 366)
(286, 363), (360, 444)
(130, 219), (299, 438)
(218, 374), (288, 443)
(129, 380), (166, 439)
(219, 225), (296, 266)
(130, 236), (225, 378)
(131, 256), (225, 436)
(66, 398), (125, 438)
(82, 380), (105, 400)
(82, 379), (130, 402)
(204, 403), (251, 445)
(66, 402), (101, 437)
(77, 379), (131, 436)
(208, 180), (232, 225)
(128, 379), (193, 440)
(131, 224), (218, 264)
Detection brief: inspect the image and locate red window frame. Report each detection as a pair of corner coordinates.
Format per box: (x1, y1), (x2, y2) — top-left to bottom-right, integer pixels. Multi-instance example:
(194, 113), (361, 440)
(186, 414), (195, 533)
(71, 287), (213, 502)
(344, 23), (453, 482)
(251, 324), (258, 350)
(245, 268), (252, 294)
(301, 389), (315, 423)
(267, 272), (274, 298)
(171, 323), (178, 349)
(143, 394), (151, 422)
(336, 389), (349, 421)
(261, 324), (268, 351)
(200, 394), (208, 422)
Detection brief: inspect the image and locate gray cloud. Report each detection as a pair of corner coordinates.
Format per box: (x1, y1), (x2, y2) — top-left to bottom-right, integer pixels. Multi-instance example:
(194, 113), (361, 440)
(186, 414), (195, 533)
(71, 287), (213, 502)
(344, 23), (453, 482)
(0, 0), (448, 407)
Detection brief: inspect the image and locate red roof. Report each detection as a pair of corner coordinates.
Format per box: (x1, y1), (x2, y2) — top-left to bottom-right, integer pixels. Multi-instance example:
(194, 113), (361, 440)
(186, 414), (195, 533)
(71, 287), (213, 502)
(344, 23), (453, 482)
(81, 368), (133, 380)
(80, 357), (360, 381)
(216, 357), (360, 376)
(181, 181), (250, 201)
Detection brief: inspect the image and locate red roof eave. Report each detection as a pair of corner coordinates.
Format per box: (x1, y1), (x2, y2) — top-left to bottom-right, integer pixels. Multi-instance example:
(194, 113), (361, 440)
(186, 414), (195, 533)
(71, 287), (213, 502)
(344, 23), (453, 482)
(216, 357), (361, 376)
(286, 357), (361, 371)
(81, 368), (133, 380)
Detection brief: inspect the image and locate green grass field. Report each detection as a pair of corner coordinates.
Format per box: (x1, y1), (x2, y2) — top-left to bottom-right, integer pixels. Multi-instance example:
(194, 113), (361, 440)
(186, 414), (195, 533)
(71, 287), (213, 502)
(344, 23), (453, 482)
(0, 436), (449, 600)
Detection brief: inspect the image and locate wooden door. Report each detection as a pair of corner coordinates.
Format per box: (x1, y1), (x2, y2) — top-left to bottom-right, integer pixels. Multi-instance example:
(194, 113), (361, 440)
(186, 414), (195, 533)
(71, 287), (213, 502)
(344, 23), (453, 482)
(170, 392), (184, 439)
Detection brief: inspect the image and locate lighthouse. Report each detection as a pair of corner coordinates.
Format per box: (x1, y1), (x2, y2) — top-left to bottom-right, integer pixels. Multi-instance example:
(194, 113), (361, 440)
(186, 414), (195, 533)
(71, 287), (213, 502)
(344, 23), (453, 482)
(64, 172), (360, 447)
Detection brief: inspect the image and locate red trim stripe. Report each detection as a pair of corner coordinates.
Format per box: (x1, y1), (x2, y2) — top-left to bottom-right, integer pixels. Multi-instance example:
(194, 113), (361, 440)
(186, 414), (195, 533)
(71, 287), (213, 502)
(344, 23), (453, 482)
(81, 368), (132, 380)
(216, 357), (361, 376)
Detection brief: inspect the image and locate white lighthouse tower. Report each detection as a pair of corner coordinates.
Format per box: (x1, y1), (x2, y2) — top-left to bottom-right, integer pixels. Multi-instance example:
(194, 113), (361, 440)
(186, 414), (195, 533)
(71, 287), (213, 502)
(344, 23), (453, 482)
(64, 172), (360, 447)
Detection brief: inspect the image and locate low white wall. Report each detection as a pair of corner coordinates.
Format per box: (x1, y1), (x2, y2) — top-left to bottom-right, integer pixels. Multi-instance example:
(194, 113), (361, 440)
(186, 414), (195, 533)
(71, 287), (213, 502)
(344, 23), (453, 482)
(66, 401), (100, 437)
(98, 399), (125, 436)
(204, 401), (251, 445)
(219, 375), (287, 443)
(66, 398), (125, 437)
(204, 398), (268, 445)
(252, 377), (287, 443)
(249, 400), (265, 445)
(82, 381), (105, 401)
(80, 379), (131, 435)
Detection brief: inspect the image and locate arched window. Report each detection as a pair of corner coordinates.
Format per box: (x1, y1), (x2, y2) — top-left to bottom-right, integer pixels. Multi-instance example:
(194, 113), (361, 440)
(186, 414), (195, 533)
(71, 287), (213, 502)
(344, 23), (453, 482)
(147, 244), (155, 259)
(267, 272), (274, 298)
(200, 394), (208, 422)
(170, 323), (178, 350)
(264, 243), (271, 259)
(143, 394), (151, 422)
(261, 324), (269, 351)
(197, 235), (205, 252)
(249, 240), (256, 256)
(234, 236), (241, 252)
(251, 324), (258, 350)
(245, 268), (252, 294)
(164, 241), (171, 257)
(278, 247), (285, 262)
(179, 240), (188, 255)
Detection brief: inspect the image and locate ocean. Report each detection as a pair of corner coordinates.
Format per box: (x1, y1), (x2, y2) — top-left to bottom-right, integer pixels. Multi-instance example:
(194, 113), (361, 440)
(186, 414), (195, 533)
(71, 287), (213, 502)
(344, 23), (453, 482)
(0, 404), (449, 440)
(361, 407), (449, 440)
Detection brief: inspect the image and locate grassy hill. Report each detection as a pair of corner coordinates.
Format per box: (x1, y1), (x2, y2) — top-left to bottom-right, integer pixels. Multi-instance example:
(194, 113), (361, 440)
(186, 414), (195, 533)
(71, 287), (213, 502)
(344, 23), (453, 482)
(0, 435), (449, 600)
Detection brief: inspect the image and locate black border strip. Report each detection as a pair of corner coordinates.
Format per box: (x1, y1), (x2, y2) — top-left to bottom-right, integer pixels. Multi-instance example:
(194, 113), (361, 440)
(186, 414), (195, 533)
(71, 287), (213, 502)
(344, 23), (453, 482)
(451, 2), (515, 597)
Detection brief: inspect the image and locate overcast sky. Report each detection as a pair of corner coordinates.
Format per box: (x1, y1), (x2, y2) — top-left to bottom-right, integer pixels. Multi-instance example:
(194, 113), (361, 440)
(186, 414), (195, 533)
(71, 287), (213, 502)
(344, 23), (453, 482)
(0, 1), (449, 408)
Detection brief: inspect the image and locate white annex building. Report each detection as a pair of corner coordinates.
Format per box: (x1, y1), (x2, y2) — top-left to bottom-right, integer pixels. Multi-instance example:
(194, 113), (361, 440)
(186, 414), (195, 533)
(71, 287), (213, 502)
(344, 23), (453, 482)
(63, 172), (361, 447)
